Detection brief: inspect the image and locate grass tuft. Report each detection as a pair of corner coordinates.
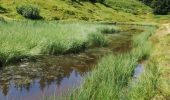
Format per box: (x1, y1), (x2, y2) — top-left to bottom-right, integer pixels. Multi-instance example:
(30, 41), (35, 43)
(88, 32), (108, 47)
(100, 26), (120, 34)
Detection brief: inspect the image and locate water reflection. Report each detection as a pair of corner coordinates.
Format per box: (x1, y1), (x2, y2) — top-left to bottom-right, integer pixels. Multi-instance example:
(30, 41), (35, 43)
(0, 70), (83, 100)
(0, 54), (97, 100)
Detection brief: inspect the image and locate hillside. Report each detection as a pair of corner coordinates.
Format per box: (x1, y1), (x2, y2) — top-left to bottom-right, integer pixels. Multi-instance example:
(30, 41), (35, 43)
(0, 0), (152, 22)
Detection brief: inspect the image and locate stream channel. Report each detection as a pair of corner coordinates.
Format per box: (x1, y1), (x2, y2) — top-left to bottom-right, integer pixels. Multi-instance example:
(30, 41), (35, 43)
(0, 26), (142, 100)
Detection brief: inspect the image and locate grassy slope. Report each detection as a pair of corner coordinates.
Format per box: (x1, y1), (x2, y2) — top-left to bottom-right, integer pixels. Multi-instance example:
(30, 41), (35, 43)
(0, 0), (151, 22)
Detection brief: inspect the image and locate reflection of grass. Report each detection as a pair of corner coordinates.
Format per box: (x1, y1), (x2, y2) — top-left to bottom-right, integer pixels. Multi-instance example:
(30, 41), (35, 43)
(0, 21), (118, 65)
(69, 26), (157, 100)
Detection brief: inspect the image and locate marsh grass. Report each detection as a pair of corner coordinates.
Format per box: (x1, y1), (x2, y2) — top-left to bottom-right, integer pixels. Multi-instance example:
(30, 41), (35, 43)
(88, 32), (108, 47)
(100, 26), (121, 34)
(127, 60), (159, 100)
(0, 21), (118, 65)
(68, 26), (158, 100)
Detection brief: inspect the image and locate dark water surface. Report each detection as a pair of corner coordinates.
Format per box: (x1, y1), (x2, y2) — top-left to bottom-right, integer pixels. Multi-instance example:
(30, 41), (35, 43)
(0, 30), (139, 100)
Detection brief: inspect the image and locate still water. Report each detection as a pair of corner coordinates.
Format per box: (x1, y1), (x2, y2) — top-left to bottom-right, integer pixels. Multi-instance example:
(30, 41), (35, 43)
(0, 30), (138, 100)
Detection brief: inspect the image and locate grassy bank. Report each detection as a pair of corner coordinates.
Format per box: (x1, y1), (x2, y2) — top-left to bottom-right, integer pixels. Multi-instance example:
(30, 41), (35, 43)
(150, 24), (170, 99)
(0, 21), (119, 65)
(68, 25), (157, 99)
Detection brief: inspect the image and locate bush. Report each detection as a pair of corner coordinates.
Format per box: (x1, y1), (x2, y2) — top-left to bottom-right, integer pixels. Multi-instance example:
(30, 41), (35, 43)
(152, 0), (170, 15)
(140, 0), (170, 15)
(16, 5), (40, 19)
(139, 0), (154, 6)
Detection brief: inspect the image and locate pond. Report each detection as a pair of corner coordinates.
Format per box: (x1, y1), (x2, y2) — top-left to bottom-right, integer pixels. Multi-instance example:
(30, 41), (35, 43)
(0, 28), (140, 100)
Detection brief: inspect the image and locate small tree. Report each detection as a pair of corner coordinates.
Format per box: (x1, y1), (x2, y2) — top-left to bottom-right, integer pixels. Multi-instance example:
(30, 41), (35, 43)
(140, 0), (170, 15)
(139, 0), (154, 6)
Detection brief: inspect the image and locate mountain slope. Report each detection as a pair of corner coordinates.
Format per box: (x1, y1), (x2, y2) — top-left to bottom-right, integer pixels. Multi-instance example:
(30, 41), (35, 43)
(0, 0), (152, 22)
(105, 0), (151, 14)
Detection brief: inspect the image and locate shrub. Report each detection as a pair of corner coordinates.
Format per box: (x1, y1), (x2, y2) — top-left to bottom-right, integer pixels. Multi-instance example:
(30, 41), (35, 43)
(16, 5), (40, 19)
(140, 0), (170, 15)
(139, 0), (154, 6)
(153, 0), (170, 15)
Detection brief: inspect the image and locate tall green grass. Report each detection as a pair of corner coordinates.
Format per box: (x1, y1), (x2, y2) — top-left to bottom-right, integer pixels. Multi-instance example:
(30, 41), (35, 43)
(68, 26), (157, 100)
(0, 21), (119, 65)
(127, 60), (159, 99)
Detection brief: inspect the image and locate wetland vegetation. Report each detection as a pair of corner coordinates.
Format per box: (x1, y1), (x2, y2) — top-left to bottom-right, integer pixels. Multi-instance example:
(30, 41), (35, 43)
(68, 25), (158, 100)
(0, 21), (120, 66)
(0, 22), (142, 99)
(0, 0), (169, 100)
